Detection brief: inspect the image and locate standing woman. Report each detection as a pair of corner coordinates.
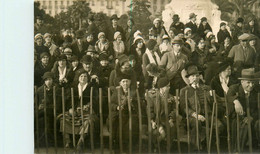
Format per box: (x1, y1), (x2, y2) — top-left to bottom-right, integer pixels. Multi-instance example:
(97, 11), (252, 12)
(129, 35), (146, 64)
(125, 18), (136, 53)
(51, 54), (73, 88)
(198, 17), (212, 39)
(113, 31), (126, 62)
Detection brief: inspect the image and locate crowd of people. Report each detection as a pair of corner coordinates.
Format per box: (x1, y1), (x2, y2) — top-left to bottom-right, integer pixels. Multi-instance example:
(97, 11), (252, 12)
(34, 12), (260, 152)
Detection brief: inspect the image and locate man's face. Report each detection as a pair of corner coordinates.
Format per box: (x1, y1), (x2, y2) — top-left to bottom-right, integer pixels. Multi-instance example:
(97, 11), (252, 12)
(72, 60), (79, 68)
(191, 17), (196, 22)
(241, 80), (255, 92)
(83, 63), (92, 72)
(240, 40), (247, 47)
(172, 43), (182, 53)
(198, 40), (205, 49)
(65, 54), (72, 60)
(41, 56), (49, 65)
(45, 78), (53, 88)
(154, 21), (160, 28)
(237, 22), (243, 27)
(202, 21), (207, 26)
(36, 19), (42, 25)
(120, 79), (131, 90)
(112, 19), (118, 26)
(224, 37), (231, 44)
(58, 59), (66, 67)
(188, 74), (200, 84)
(100, 60), (109, 66)
(87, 34), (93, 42)
(169, 30), (175, 38)
(249, 20), (254, 26)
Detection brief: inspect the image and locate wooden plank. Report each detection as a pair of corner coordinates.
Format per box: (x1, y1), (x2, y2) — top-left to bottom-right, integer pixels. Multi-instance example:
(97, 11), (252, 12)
(203, 90), (209, 153)
(61, 87), (66, 151)
(53, 86), (57, 153)
(99, 88), (104, 153)
(176, 89), (181, 153)
(245, 93), (252, 153)
(117, 87), (123, 153)
(194, 90), (200, 152)
(90, 87), (94, 153)
(80, 90), (85, 150)
(209, 99), (216, 153)
(136, 88), (142, 153)
(164, 90), (170, 153)
(108, 88), (113, 154)
(44, 86), (49, 153)
(185, 90), (190, 153)
(34, 86), (40, 153)
(224, 93), (231, 154)
(127, 88), (132, 154)
(71, 88), (76, 148)
(155, 90), (161, 153)
(146, 90), (152, 153)
(213, 90), (220, 153)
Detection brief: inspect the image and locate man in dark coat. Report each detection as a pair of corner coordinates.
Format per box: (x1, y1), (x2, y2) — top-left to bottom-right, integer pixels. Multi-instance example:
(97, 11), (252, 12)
(169, 14), (185, 35)
(106, 14), (125, 42)
(217, 22), (232, 44)
(71, 30), (88, 59)
(226, 68), (260, 151)
(185, 13), (198, 35)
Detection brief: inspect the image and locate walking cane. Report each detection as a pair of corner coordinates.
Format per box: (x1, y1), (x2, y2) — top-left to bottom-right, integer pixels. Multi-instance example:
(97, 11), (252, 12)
(156, 90), (161, 153)
(185, 90), (190, 153)
(203, 90), (209, 153)
(99, 88), (104, 154)
(213, 90), (220, 153)
(61, 87), (65, 151)
(127, 88), (132, 154)
(71, 88), (76, 148)
(136, 88), (143, 153)
(53, 86), (57, 153)
(236, 113), (240, 153)
(164, 90), (171, 153)
(117, 87), (123, 153)
(194, 90), (200, 152)
(224, 93), (231, 154)
(146, 90), (152, 153)
(176, 89), (181, 153)
(108, 88), (113, 154)
(245, 94), (252, 153)
(44, 86), (48, 153)
(90, 87), (94, 153)
(34, 86), (39, 152)
(209, 97), (216, 152)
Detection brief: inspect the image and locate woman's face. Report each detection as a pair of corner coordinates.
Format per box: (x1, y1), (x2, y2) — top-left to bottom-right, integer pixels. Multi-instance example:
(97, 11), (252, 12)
(249, 39), (256, 46)
(45, 78), (53, 88)
(100, 36), (105, 42)
(169, 30), (175, 38)
(154, 21), (160, 28)
(79, 73), (88, 84)
(137, 39), (144, 48)
(249, 20), (254, 26)
(58, 59), (66, 67)
(87, 35), (93, 42)
(72, 60), (79, 68)
(116, 35), (122, 41)
(224, 37), (230, 44)
(162, 39), (169, 44)
(127, 20), (132, 27)
(220, 25), (226, 31)
(36, 38), (43, 46)
(222, 66), (231, 77)
(100, 60), (109, 66)
(45, 36), (52, 43)
(202, 21), (207, 26)
(41, 56), (49, 65)
(198, 40), (205, 49)
(120, 79), (131, 90)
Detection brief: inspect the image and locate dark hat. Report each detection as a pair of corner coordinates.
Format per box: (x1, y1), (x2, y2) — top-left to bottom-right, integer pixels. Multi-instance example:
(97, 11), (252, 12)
(116, 73), (131, 83)
(238, 68), (260, 80)
(80, 55), (93, 65)
(220, 22), (226, 27)
(57, 54), (67, 61)
(118, 54), (129, 66)
(217, 59), (233, 73)
(185, 65), (201, 78)
(146, 63), (159, 75)
(99, 53), (109, 61)
(71, 55), (79, 62)
(75, 30), (85, 39)
(236, 17), (244, 23)
(88, 14), (94, 21)
(42, 72), (53, 80)
(157, 77), (170, 88)
(189, 13), (197, 19)
(146, 39), (157, 50)
(172, 14), (180, 20)
(201, 17), (207, 22)
(171, 36), (184, 44)
(40, 52), (50, 59)
(110, 14), (120, 21)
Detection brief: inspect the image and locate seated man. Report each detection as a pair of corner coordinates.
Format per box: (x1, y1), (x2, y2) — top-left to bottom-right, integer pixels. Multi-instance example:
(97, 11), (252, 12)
(226, 68), (260, 152)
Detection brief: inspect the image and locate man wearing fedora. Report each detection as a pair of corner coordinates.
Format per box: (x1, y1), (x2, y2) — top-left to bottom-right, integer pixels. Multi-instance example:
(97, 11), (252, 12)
(106, 14), (125, 42)
(185, 13), (198, 36)
(170, 14), (185, 35)
(226, 68), (260, 151)
(71, 30), (88, 59)
(228, 33), (256, 73)
(160, 36), (188, 95)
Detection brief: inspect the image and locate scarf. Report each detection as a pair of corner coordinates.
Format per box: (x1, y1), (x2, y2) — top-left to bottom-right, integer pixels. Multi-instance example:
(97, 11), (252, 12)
(145, 48), (161, 65)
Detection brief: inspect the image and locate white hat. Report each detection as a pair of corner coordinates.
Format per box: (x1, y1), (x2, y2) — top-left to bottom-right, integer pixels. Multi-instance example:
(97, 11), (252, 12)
(162, 34), (170, 40)
(64, 48), (72, 55)
(134, 30), (142, 38)
(34, 33), (43, 40)
(98, 32), (105, 39)
(114, 31), (121, 40)
(206, 31), (213, 38)
(153, 18), (161, 24)
(184, 28), (192, 34)
(238, 33), (250, 41)
(133, 36), (145, 45)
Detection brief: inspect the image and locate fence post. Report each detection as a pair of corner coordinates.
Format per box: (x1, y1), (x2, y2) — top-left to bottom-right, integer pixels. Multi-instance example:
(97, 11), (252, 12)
(44, 86), (48, 153)
(90, 87), (94, 153)
(146, 90), (152, 153)
(224, 93), (231, 154)
(164, 90), (171, 153)
(127, 88), (132, 154)
(99, 88), (104, 154)
(176, 89), (181, 153)
(71, 88), (76, 148)
(258, 93), (260, 148)
(204, 90), (209, 153)
(185, 90), (190, 153)
(155, 90), (161, 153)
(108, 88), (113, 154)
(236, 113), (240, 153)
(117, 87), (123, 153)
(209, 97), (216, 152)
(34, 86), (39, 153)
(61, 87), (66, 151)
(213, 90), (220, 153)
(245, 94), (252, 153)
(80, 91), (85, 150)
(194, 90), (200, 152)
(136, 88), (142, 153)
(53, 86), (57, 153)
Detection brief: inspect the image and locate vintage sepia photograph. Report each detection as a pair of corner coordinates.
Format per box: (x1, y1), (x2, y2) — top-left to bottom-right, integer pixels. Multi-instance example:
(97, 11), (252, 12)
(33, 0), (260, 153)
